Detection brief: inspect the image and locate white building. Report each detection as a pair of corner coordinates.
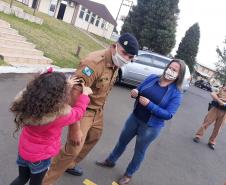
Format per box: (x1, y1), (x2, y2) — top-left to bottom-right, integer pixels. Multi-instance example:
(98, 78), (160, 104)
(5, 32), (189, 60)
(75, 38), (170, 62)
(194, 63), (221, 86)
(19, 0), (117, 39)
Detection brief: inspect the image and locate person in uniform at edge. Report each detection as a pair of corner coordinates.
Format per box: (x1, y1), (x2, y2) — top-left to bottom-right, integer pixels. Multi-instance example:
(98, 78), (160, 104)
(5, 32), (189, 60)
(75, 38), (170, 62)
(96, 59), (186, 185)
(42, 33), (139, 185)
(193, 84), (226, 150)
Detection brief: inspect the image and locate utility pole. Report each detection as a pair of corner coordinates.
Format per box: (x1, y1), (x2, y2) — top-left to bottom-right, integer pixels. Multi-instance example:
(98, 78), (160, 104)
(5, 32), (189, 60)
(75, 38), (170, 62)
(115, 0), (124, 24)
(111, 0), (133, 38)
(116, 0), (133, 23)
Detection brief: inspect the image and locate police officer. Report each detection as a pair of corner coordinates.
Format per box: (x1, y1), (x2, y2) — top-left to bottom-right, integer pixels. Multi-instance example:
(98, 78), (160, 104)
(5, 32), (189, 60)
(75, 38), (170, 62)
(42, 33), (139, 185)
(193, 84), (226, 150)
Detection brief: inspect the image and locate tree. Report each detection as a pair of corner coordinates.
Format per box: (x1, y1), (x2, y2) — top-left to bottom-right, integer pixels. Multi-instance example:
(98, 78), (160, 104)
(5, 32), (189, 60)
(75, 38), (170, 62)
(121, 0), (179, 55)
(121, 1), (146, 42)
(215, 38), (226, 84)
(175, 23), (200, 73)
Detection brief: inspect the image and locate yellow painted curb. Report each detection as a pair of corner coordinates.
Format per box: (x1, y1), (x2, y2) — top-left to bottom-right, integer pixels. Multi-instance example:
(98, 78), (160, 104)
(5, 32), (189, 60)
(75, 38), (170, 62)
(112, 182), (119, 185)
(83, 179), (97, 185)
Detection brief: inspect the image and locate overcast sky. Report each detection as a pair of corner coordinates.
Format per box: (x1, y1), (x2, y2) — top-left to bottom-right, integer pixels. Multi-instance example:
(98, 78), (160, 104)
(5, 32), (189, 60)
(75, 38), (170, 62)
(92, 0), (226, 70)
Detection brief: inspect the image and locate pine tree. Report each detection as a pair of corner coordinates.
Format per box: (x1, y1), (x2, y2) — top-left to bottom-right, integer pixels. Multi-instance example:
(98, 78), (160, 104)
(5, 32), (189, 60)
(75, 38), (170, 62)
(175, 23), (200, 73)
(215, 38), (226, 84)
(121, 0), (179, 55)
(121, 1), (148, 42)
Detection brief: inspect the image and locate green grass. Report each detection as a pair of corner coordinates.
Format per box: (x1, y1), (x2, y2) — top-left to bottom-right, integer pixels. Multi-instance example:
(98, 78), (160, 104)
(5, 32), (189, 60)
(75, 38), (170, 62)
(91, 33), (114, 46)
(0, 58), (5, 65)
(0, 0), (104, 68)
(0, 55), (7, 65)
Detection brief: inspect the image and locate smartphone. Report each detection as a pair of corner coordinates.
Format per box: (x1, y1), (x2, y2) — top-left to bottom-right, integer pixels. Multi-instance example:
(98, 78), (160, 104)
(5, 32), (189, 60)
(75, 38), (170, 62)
(77, 79), (84, 84)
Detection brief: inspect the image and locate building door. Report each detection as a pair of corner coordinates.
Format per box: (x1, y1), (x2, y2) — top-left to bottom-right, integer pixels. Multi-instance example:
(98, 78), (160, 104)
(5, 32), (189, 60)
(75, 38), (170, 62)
(57, 3), (66, 20)
(32, 0), (38, 9)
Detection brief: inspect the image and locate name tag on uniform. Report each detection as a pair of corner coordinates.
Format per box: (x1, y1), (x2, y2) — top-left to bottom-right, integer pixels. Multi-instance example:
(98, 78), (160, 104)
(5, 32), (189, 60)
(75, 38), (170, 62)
(82, 66), (94, 77)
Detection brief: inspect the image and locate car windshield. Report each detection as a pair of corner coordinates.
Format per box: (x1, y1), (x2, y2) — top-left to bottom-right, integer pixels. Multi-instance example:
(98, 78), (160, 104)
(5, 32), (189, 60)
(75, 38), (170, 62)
(134, 54), (152, 66)
(134, 54), (170, 68)
(152, 56), (170, 69)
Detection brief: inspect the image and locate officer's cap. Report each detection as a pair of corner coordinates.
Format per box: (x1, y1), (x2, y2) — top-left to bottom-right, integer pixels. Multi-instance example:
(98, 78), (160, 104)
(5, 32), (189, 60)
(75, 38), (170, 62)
(118, 33), (139, 56)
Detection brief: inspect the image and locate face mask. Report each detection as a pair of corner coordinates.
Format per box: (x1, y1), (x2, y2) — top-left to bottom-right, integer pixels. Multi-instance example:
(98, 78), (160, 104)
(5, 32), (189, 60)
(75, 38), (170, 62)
(164, 68), (178, 81)
(112, 45), (131, 67)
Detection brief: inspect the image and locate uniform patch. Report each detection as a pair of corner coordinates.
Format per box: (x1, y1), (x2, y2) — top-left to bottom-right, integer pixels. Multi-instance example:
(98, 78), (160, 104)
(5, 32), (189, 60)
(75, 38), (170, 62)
(82, 66), (94, 77)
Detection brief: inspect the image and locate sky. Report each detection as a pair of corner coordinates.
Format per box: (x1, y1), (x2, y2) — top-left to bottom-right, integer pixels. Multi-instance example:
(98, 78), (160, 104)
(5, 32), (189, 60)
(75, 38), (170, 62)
(92, 0), (226, 70)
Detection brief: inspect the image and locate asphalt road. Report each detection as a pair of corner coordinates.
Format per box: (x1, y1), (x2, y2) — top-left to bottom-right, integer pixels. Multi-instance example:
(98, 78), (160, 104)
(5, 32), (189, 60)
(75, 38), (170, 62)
(0, 74), (226, 185)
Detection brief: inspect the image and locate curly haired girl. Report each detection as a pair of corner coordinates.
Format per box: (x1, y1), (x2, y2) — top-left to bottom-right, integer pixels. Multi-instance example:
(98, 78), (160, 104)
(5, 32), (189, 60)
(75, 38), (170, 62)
(10, 71), (92, 185)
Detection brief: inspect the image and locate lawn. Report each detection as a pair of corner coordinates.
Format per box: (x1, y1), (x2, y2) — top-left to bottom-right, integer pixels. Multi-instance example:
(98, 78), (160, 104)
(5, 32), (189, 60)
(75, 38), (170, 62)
(0, 58), (5, 65)
(91, 33), (114, 46)
(0, 0), (105, 68)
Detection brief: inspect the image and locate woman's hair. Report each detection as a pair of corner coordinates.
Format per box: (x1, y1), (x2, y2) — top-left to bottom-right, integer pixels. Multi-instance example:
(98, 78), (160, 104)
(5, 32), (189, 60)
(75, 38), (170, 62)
(162, 59), (186, 90)
(10, 72), (69, 133)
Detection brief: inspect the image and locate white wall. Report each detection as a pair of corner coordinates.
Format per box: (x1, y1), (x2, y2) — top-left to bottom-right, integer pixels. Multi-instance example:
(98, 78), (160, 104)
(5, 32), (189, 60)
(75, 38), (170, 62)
(63, 6), (74, 23)
(28, 0), (33, 8)
(26, 1), (114, 39)
(16, 0), (23, 3)
(74, 5), (114, 39)
(102, 24), (114, 39)
(38, 0), (50, 14)
(74, 16), (90, 30)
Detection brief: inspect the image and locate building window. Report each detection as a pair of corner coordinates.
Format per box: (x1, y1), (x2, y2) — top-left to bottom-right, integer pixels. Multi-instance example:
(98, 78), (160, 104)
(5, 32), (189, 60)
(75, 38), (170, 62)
(105, 22), (109, 30)
(101, 19), (106, 29)
(90, 13), (96, 24)
(49, 4), (56, 12)
(22, 0), (29, 5)
(95, 16), (100, 27)
(85, 10), (91, 22)
(79, 6), (86, 19)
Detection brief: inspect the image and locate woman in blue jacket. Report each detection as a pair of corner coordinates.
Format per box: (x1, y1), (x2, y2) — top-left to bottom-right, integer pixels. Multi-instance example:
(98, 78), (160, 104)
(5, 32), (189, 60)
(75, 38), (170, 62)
(96, 59), (186, 185)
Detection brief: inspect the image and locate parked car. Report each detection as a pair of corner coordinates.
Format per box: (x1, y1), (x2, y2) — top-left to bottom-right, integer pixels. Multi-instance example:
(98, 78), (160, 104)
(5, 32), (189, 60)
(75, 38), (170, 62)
(116, 50), (191, 92)
(194, 80), (212, 91)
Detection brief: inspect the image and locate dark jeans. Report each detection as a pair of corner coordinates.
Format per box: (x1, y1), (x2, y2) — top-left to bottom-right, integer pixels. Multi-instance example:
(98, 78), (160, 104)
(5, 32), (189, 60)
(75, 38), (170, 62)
(107, 113), (162, 177)
(10, 166), (47, 185)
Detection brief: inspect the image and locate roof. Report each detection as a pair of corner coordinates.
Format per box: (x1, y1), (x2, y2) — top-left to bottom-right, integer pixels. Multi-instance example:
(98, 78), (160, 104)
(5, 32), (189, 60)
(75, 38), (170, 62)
(73, 0), (117, 26)
(195, 70), (211, 78)
(196, 62), (216, 72)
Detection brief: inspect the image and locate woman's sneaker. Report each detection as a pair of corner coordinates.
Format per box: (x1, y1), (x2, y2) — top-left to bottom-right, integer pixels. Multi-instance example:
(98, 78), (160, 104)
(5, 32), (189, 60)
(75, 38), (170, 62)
(118, 176), (132, 185)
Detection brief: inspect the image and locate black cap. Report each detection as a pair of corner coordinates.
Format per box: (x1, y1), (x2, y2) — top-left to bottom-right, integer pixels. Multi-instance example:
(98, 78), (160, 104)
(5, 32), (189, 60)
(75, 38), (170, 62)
(118, 33), (139, 55)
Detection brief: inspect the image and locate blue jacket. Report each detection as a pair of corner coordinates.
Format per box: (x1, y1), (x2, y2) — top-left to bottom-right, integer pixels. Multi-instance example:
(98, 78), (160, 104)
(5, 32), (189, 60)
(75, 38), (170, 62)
(136, 74), (182, 127)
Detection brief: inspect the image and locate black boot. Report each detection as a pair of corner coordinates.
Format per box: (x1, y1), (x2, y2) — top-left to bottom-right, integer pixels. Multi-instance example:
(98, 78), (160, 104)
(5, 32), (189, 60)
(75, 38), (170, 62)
(207, 143), (215, 150)
(65, 166), (83, 176)
(193, 137), (200, 143)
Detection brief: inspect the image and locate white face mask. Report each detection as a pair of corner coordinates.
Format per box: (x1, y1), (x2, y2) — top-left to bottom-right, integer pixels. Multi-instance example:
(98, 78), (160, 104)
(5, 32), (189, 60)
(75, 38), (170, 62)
(164, 68), (178, 81)
(112, 44), (131, 67)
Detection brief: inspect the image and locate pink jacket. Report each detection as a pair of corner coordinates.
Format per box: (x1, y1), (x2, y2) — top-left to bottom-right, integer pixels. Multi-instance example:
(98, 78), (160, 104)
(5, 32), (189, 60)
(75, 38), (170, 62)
(18, 94), (90, 162)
